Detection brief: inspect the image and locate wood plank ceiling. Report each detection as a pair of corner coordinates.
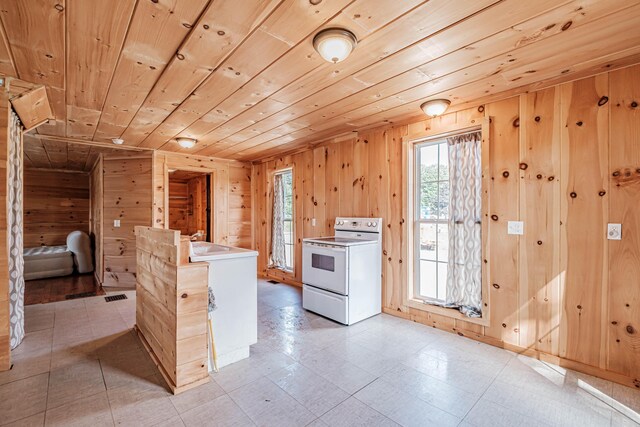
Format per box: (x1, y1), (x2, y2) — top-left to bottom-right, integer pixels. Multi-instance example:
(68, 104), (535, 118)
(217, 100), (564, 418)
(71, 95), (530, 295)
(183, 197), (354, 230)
(23, 134), (142, 172)
(1, 0), (639, 161)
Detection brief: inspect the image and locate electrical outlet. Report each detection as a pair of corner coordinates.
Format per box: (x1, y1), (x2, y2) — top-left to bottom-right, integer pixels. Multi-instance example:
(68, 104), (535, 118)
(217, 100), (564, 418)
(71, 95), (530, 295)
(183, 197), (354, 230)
(311, 218), (316, 227)
(507, 221), (524, 235)
(113, 219), (121, 228)
(608, 223), (622, 240)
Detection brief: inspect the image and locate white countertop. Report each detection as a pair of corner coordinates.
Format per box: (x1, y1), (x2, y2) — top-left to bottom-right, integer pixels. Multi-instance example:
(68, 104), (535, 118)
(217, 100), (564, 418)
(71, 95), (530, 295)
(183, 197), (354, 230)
(189, 242), (258, 262)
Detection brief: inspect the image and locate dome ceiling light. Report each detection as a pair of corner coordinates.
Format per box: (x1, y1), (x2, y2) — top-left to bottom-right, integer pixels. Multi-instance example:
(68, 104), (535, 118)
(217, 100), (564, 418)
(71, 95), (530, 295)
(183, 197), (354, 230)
(313, 28), (357, 64)
(420, 99), (451, 117)
(176, 137), (197, 149)
(112, 138), (124, 145)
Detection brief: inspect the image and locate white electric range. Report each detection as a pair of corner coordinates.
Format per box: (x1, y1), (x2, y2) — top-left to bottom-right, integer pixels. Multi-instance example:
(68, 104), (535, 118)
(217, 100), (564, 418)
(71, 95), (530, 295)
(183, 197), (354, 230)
(302, 217), (382, 325)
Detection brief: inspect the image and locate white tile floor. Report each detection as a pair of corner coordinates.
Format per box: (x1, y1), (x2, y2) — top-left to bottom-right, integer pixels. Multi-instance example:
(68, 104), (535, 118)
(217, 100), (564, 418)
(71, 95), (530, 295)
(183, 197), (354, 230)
(1, 280), (639, 426)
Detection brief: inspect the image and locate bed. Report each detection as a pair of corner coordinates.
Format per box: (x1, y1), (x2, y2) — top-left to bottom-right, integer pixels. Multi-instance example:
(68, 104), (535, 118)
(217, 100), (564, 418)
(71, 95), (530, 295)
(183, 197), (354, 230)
(24, 245), (75, 281)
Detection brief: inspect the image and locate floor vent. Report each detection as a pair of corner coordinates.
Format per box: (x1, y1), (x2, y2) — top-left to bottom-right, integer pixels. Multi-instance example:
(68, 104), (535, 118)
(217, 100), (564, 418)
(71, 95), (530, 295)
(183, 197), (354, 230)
(267, 280), (279, 284)
(65, 291), (97, 300)
(105, 294), (128, 302)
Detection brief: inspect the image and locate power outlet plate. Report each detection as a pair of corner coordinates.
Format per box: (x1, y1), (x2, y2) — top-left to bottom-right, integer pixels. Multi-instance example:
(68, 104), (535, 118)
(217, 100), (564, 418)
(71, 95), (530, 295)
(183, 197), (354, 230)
(608, 223), (622, 240)
(311, 218), (316, 227)
(113, 219), (121, 228)
(507, 221), (524, 235)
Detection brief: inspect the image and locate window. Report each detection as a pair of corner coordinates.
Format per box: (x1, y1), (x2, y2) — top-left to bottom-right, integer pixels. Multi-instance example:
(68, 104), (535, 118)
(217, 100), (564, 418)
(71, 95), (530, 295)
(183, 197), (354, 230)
(281, 170), (294, 271)
(272, 169), (294, 272)
(414, 140), (450, 302)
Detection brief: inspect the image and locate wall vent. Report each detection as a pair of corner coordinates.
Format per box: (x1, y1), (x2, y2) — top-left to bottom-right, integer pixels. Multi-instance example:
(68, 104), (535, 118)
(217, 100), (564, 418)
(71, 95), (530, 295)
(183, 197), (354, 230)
(105, 294), (128, 302)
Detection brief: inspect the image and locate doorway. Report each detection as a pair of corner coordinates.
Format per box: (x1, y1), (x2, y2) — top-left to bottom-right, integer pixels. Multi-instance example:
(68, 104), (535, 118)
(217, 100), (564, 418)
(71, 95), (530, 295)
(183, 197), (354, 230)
(168, 170), (212, 241)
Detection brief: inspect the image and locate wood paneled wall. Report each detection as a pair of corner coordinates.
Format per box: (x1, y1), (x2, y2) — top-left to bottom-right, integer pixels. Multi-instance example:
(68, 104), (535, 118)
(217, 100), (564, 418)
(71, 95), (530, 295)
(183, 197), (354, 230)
(252, 64), (640, 387)
(23, 169), (89, 247)
(153, 153), (252, 248)
(102, 153), (153, 287)
(168, 175), (208, 239)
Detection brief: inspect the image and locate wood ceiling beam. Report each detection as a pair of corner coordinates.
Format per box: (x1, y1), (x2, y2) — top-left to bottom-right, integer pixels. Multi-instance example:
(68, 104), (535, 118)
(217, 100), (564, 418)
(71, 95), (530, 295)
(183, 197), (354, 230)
(202, 0), (633, 158)
(217, 2), (640, 159)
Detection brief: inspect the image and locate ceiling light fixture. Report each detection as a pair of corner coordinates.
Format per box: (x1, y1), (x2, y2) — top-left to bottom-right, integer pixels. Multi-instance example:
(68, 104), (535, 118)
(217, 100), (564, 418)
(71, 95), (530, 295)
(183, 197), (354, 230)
(112, 138), (124, 145)
(176, 137), (197, 149)
(420, 99), (451, 117)
(313, 28), (357, 63)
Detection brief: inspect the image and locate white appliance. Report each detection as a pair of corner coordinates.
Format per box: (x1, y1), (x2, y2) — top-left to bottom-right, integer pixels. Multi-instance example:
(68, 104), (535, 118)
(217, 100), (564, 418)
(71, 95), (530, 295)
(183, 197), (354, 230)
(302, 217), (382, 325)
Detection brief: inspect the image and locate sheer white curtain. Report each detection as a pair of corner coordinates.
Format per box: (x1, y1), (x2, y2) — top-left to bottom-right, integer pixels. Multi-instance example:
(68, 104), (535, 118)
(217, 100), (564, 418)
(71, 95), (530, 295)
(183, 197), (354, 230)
(446, 131), (482, 317)
(269, 173), (286, 269)
(8, 110), (24, 348)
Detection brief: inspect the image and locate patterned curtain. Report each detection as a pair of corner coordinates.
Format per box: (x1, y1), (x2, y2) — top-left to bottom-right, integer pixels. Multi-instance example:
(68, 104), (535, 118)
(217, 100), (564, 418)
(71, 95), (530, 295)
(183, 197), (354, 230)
(446, 131), (482, 317)
(8, 110), (24, 348)
(269, 173), (286, 269)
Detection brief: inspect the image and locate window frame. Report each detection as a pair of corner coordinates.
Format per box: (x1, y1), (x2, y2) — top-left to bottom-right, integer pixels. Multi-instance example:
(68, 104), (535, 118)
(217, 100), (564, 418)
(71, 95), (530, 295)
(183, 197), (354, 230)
(402, 120), (490, 327)
(413, 139), (450, 304)
(273, 167), (294, 272)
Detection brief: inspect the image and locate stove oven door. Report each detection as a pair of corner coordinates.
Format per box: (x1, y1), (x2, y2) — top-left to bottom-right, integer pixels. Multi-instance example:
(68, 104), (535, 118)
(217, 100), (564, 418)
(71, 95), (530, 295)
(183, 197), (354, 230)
(302, 242), (348, 295)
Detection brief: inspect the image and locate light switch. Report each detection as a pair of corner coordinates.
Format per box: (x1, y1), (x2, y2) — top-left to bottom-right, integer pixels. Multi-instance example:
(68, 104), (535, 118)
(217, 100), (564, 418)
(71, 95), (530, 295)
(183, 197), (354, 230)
(114, 219), (121, 228)
(608, 223), (622, 240)
(311, 218), (316, 227)
(507, 221), (524, 235)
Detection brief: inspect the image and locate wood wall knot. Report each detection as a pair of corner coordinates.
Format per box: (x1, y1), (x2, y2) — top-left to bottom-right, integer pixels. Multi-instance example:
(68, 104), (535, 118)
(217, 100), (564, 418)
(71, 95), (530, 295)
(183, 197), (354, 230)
(598, 96), (609, 106)
(627, 325), (636, 334)
(490, 214), (499, 221)
(534, 116), (541, 122)
(492, 283), (500, 289)
(548, 176), (555, 181)
(502, 171), (509, 178)
(577, 305), (582, 310)
(203, 24), (210, 30)
(54, 3), (64, 11)
(570, 192), (577, 198)
(561, 20), (572, 31)
(519, 163), (528, 170)
(176, 53), (185, 60)
(611, 321), (618, 325)
(631, 101), (638, 108)
(537, 240), (543, 245)
(536, 174), (543, 179)
(477, 105), (485, 113)
(598, 190), (606, 197)
(512, 118), (520, 128)
(218, 31), (226, 36)
(612, 171), (621, 177)
(576, 121), (583, 127)
(501, 323), (507, 328)
(181, 293), (188, 298)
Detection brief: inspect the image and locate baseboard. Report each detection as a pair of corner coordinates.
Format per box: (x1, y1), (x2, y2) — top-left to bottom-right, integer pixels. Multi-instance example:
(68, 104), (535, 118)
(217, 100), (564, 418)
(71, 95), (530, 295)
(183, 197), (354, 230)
(259, 272), (302, 287)
(382, 307), (640, 390)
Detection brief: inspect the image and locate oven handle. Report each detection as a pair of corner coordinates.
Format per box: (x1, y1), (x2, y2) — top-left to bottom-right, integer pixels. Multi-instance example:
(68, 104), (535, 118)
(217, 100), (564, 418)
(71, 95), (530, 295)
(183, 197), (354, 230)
(303, 242), (346, 252)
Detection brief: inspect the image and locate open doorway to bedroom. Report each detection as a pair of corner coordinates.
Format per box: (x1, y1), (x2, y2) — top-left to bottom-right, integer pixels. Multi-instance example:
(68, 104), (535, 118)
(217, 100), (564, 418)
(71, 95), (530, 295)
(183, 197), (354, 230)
(21, 136), (119, 305)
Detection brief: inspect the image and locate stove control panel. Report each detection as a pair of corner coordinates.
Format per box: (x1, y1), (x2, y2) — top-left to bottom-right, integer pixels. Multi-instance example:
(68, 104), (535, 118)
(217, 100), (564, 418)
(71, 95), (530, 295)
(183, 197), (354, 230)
(334, 217), (382, 233)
